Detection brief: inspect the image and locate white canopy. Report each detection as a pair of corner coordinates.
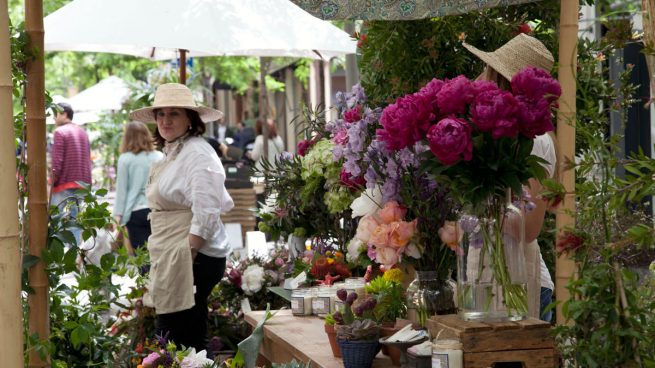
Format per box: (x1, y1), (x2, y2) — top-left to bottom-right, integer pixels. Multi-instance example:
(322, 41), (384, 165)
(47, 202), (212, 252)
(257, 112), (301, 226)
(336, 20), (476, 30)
(68, 76), (130, 112)
(44, 0), (357, 60)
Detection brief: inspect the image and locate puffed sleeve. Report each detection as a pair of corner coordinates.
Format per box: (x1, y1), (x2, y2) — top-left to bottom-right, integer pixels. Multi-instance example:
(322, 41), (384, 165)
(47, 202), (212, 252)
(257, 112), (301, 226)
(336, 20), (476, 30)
(531, 134), (556, 179)
(184, 150), (234, 240)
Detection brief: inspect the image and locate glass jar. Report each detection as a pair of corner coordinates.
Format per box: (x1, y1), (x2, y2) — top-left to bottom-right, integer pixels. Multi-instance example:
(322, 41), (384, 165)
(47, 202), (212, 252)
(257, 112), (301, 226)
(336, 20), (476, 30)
(456, 188), (528, 322)
(344, 277), (365, 297)
(312, 286), (332, 316)
(406, 271), (456, 327)
(431, 339), (463, 368)
(291, 289), (313, 316)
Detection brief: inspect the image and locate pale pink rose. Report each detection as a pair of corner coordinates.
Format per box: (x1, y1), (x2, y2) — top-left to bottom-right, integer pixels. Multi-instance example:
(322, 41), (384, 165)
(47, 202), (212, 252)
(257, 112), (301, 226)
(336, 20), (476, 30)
(375, 246), (399, 267)
(438, 221), (460, 246)
(388, 220), (417, 249)
(405, 243), (421, 259)
(377, 201), (407, 223)
(369, 223), (391, 247)
(355, 215), (380, 242)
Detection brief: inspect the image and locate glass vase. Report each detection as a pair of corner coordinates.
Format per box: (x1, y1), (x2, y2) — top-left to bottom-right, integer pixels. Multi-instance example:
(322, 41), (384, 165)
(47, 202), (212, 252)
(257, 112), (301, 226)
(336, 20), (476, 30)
(456, 189), (528, 322)
(406, 271), (456, 327)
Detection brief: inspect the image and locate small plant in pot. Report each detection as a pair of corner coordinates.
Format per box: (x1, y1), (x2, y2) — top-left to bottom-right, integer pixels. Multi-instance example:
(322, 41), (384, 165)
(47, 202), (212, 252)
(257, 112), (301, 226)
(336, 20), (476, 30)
(324, 313), (341, 357)
(333, 290), (380, 368)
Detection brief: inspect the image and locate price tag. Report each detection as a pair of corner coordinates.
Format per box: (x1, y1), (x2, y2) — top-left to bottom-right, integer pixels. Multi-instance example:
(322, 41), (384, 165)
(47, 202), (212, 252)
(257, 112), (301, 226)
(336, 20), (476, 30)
(241, 298), (252, 314)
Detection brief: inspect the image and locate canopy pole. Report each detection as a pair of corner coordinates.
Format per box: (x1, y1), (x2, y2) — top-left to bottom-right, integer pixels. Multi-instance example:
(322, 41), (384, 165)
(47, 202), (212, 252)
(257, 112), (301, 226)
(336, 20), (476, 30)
(344, 21), (359, 90)
(0, 0), (24, 365)
(25, 0), (50, 366)
(555, 0), (579, 325)
(259, 57), (269, 160)
(180, 49), (187, 85)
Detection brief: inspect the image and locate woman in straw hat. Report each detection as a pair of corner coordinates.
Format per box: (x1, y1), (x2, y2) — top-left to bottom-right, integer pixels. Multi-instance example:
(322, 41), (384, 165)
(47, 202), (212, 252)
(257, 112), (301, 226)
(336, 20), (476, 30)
(113, 121), (163, 258)
(464, 33), (557, 322)
(130, 83), (234, 351)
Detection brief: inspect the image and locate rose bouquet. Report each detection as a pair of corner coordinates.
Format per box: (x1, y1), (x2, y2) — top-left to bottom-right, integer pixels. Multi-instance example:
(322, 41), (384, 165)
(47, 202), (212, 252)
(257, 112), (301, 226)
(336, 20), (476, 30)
(375, 66), (561, 318)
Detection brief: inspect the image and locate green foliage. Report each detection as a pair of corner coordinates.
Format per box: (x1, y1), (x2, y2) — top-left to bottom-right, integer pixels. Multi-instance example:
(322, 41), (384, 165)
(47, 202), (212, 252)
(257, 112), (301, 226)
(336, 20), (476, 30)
(364, 276), (407, 323)
(553, 36), (655, 366)
(358, 0), (559, 107)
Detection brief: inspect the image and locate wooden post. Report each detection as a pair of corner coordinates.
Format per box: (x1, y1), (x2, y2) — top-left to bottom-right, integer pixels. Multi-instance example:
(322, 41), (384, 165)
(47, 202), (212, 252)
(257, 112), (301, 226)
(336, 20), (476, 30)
(555, 0), (579, 325)
(25, 0), (50, 366)
(180, 49), (187, 85)
(0, 0), (24, 365)
(643, 0), (655, 103)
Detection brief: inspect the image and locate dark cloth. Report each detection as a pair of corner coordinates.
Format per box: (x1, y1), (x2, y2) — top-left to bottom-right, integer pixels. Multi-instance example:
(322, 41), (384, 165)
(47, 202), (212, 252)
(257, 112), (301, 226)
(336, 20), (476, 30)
(125, 208), (152, 250)
(539, 287), (553, 323)
(235, 127), (256, 151)
(155, 254), (226, 351)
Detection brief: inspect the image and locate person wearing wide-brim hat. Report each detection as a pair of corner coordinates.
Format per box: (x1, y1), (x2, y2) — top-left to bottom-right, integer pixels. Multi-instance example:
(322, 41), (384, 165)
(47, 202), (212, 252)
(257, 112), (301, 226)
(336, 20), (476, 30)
(130, 83), (234, 352)
(464, 33), (558, 323)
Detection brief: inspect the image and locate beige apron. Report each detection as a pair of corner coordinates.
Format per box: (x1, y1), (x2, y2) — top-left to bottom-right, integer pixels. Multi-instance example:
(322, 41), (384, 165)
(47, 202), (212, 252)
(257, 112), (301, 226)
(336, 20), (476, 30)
(142, 144), (195, 314)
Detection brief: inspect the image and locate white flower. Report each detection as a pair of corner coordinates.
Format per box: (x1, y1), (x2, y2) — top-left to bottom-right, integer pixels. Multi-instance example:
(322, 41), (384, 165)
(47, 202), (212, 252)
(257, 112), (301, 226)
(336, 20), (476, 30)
(405, 243), (421, 259)
(347, 238), (365, 263)
(350, 186), (383, 218)
(241, 265), (265, 295)
(180, 348), (214, 368)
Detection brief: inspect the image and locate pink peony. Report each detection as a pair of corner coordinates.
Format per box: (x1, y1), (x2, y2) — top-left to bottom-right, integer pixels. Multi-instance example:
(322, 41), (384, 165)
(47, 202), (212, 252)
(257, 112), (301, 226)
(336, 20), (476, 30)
(355, 215), (380, 243)
(369, 223), (391, 247)
(511, 66), (561, 104)
(343, 107), (362, 123)
(515, 96), (554, 139)
(427, 117), (473, 166)
(275, 257), (285, 267)
(375, 246), (400, 267)
(297, 139), (311, 156)
(339, 169), (366, 190)
(388, 220), (417, 249)
(416, 78), (445, 113)
(471, 80), (499, 96)
(378, 93), (435, 151)
(142, 352), (161, 367)
(377, 201), (407, 223)
(332, 129), (349, 145)
(227, 268), (242, 288)
(471, 89), (519, 139)
(436, 76), (475, 116)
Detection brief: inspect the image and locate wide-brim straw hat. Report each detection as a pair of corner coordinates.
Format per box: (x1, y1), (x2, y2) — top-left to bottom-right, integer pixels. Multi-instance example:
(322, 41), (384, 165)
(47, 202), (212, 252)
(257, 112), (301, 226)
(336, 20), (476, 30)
(129, 83), (223, 123)
(463, 33), (554, 81)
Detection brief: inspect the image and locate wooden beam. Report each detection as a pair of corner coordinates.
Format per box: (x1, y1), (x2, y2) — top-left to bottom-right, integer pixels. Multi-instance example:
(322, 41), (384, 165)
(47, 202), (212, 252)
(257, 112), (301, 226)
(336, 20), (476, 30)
(0, 0), (24, 365)
(25, 0), (50, 366)
(555, 0), (579, 325)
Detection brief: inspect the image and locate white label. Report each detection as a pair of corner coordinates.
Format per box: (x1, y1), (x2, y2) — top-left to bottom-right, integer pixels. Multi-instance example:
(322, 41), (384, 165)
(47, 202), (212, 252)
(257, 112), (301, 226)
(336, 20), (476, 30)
(291, 298), (304, 314)
(431, 353), (449, 368)
(241, 298), (252, 314)
(312, 297), (330, 314)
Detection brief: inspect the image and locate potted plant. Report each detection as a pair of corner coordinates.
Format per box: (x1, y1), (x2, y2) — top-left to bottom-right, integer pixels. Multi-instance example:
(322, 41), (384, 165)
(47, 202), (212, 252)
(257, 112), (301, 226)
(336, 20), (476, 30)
(364, 269), (407, 365)
(333, 290), (380, 368)
(324, 313), (341, 357)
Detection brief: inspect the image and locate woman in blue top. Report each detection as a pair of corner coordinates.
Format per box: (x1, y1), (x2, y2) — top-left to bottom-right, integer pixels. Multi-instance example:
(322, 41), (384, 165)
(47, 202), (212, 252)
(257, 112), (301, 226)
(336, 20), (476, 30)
(113, 121), (164, 253)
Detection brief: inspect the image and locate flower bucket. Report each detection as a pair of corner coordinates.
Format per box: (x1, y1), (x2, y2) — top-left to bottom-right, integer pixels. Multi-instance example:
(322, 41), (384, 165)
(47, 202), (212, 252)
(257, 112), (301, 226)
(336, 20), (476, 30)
(324, 324), (341, 357)
(337, 339), (379, 368)
(456, 190), (528, 322)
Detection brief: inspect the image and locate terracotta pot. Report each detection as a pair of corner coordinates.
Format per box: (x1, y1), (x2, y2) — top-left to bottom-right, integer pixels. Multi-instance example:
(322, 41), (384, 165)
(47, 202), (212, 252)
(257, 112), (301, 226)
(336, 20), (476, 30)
(379, 325), (401, 366)
(324, 324), (341, 357)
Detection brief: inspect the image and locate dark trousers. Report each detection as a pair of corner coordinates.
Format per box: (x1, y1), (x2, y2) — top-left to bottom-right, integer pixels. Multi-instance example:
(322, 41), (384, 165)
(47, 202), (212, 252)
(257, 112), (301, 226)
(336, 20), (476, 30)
(125, 208), (152, 250)
(155, 253), (226, 351)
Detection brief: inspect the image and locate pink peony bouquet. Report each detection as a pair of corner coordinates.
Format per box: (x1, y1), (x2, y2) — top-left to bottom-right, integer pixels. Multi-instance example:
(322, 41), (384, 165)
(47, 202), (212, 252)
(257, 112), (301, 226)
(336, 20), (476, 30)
(377, 66), (561, 207)
(347, 201), (420, 268)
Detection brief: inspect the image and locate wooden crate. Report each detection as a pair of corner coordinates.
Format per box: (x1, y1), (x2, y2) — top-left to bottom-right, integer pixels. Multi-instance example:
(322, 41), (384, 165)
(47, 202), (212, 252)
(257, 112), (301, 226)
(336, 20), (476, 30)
(427, 314), (555, 368)
(223, 188), (258, 241)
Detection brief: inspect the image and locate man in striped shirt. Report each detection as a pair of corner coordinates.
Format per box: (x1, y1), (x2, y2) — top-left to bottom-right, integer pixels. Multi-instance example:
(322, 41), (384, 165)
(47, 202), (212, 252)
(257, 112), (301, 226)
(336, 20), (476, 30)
(50, 102), (92, 245)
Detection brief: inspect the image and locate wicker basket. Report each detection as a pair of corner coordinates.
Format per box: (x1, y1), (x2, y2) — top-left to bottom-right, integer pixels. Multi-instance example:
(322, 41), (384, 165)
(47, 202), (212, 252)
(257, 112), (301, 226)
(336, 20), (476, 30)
(337, 339), (380, 368)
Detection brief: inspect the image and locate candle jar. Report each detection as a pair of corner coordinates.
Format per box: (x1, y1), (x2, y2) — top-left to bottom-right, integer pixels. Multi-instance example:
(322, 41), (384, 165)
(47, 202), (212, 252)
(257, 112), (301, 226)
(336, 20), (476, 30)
(291, 289), (313, 316)
(431, 339), (463, 368)
(312, 287), (332, 316)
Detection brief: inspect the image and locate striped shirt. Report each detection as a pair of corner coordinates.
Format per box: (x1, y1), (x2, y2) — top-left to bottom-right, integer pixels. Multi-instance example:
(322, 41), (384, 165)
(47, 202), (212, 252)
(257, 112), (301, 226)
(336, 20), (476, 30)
(51, 122), (92, 192)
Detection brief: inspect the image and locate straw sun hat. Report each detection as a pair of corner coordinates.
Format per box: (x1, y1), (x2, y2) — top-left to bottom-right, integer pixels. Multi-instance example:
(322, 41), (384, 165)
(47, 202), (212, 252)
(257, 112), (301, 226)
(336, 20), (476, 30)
(129, 83), (223, 123)
(463, 33), (554, 81)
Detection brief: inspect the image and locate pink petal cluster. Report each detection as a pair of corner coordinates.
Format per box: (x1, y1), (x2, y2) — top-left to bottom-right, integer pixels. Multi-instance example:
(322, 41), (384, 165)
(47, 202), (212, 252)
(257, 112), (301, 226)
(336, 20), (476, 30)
(471, 89), (520, 139)
(339, 169), (365, 190)
(378, 93), (435, 151)
(427, 118), (473, 166)
(436, 76), (476, 115)
(416, 78), (445, 113)
(511, 66), (561, 104)
(350, 201), (418, 268)
(297, 139), (312, 156)
(343, 107), (362, 123)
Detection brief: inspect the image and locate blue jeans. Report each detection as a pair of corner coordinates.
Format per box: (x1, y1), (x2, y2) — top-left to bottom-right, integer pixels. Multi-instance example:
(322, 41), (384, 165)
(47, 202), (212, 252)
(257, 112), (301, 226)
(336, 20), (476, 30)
(51, 188), (82, 246)
(539, 287), (553, 323)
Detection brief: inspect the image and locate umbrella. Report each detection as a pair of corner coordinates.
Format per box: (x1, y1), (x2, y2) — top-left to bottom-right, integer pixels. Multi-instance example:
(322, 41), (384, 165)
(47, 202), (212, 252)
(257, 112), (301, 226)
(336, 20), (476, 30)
(44, 0), (356, 61)
(67, 76), (130, 112)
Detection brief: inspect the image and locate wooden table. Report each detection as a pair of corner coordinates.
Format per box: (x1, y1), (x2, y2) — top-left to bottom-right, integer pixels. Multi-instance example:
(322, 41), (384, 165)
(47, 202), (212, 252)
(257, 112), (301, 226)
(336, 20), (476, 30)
(245, 310), (393, 368)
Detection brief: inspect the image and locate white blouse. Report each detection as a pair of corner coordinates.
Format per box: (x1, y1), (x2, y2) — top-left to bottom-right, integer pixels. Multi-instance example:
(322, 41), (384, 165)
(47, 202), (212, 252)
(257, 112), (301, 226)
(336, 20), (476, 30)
(530, 133), (556, 290)
(157, 136), (235, 258)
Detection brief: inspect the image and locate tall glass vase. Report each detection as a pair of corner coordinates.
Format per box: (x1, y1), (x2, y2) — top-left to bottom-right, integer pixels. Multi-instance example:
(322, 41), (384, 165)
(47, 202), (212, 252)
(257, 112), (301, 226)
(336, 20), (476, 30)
(456, 189), (528, 322)
(406, 271), (456, 327)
